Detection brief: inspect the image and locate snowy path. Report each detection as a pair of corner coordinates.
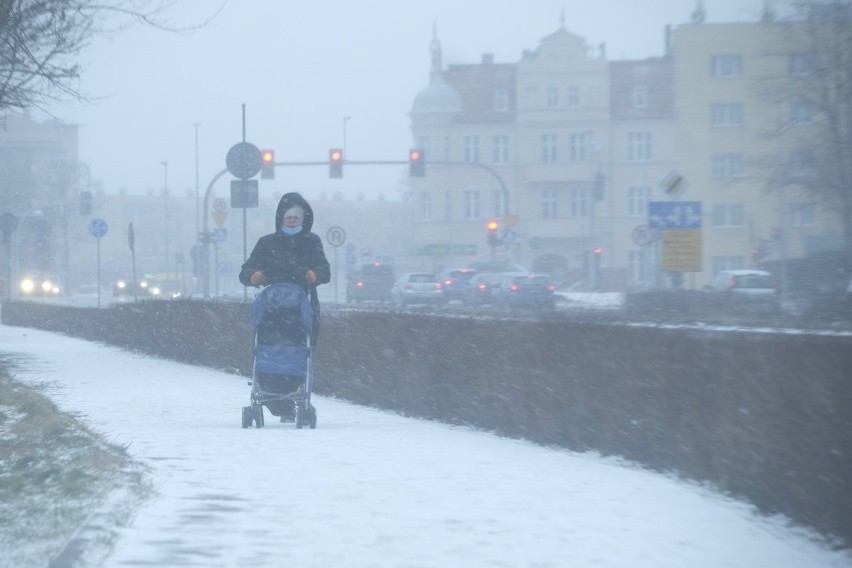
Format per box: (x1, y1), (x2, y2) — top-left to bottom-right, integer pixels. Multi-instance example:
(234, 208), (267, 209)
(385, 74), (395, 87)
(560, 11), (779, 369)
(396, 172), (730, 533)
(2, 324), (849, 568)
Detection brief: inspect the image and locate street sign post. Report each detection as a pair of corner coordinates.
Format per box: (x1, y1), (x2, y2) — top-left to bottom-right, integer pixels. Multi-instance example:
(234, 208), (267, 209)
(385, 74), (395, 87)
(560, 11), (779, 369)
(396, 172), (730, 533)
(88, 218), (108, 307)
(326, 226), (346, 303)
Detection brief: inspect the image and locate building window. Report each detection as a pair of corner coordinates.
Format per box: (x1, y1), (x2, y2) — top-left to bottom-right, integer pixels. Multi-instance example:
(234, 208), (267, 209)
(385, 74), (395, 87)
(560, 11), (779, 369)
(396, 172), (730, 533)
(711, 103), (744, 127)
(711, 154), (744, 179)
(417, 191), (432, 221)
(569, 133), (589, 162)
(570, 188), (587, 217)
(627, 132), (652, 162)
(542, 188), (559, 218)
(546, 86), (559, 107)
(712, 203), (745, 227)
(627, 186), (650, 217)
(463, 136), (480, 163)
(711, 54), (742, 78)
(494, 88), (509, 112)
(789, 52), (816, 77)
(629, 250), (650, 287)
(493, 190), (509, 217)
(791, 101), (817, 125)
(712, 256), (745, 275)
(789, 151), (815, 178)
(541, 134), (558, 163)
(444, 191), (452, 220)
(567, 86), (580, 107)
(632, 85), (648, 109)
(790, 203), (815, 226)
(463, 191), (480, 219)
(492, 135), (510, 164)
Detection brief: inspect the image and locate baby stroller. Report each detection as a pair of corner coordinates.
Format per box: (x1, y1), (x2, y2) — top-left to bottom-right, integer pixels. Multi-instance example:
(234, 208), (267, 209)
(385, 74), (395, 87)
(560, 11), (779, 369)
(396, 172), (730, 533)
(241, 283), (317, 429)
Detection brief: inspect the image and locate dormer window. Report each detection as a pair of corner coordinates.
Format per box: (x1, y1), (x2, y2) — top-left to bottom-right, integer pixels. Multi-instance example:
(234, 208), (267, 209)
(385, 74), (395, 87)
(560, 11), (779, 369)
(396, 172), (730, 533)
(494, 88), (509, 112)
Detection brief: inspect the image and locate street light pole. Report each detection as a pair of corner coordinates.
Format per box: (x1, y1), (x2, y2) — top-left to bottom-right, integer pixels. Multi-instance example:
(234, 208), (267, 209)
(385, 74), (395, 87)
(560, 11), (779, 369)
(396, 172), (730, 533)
(161, 161), (169, 282)
(343, 115), (351, 158)
(194, 123), (200, 240)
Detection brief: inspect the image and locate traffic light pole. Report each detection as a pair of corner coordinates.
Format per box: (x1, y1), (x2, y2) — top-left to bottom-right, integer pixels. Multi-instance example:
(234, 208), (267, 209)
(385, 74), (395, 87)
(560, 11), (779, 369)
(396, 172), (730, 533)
(201, 167), (229, 299)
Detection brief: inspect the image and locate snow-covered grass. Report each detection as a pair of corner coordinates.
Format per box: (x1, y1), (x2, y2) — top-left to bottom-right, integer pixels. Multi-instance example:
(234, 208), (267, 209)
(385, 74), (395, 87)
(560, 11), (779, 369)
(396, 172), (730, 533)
(0, 370), (150, 567)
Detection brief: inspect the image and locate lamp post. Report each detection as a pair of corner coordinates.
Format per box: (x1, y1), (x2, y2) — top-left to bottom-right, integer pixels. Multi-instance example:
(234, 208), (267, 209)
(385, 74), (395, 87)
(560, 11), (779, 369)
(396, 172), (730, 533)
(161, 161), (169, 282)
(194, 123), (200, 239)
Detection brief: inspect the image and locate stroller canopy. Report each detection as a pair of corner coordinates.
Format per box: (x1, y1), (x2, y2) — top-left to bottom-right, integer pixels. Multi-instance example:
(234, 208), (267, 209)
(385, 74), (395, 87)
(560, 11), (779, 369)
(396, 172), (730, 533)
(251, 283), (313, 335)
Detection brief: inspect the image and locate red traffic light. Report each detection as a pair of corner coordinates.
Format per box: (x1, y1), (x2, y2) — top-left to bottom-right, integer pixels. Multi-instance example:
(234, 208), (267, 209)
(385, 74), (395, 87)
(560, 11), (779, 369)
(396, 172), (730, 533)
(260, 150), (275, 179)
(409, 148), (425, 177)
(329, 148), (343, 178)
(487, 220), (499, 232)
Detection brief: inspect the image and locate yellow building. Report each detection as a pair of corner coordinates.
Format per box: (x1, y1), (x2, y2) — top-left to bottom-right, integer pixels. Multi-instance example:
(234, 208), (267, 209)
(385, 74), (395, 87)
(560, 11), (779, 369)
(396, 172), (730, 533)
(409, 14), (843, 292)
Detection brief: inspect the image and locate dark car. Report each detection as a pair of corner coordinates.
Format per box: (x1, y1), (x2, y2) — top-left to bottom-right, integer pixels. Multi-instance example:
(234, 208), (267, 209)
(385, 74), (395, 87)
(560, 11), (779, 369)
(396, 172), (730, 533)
(347, 262), (395, 303)
(492, 272), (557, 309)
(437, 268), (477, 302)
(461, 272), (502, 306)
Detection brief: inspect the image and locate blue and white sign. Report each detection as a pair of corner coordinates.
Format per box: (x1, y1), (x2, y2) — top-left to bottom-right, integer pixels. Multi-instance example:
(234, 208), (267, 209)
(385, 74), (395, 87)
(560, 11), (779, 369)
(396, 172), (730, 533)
(88, 218), (108, 238)
(648, 201), (702, 229)
(211, 228), (228, 243)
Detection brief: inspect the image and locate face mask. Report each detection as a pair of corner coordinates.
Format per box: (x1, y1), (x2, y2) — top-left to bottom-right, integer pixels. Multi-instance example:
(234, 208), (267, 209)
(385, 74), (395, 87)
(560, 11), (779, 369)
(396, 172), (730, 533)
(281, 225), (302, 236)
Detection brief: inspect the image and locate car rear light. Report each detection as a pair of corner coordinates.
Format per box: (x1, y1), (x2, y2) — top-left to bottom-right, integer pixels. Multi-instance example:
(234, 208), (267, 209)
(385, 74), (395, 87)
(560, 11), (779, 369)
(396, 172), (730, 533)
(510, 284), (520, 292)
(728, 277), (737, 289)
(435, 283), (442, 290)
(405, 284), (413, 290)
(356, 281), (364, 288)
(478, 284), (488, 291)
(547, 284), (556, 292)
(444, 279), (453, 286)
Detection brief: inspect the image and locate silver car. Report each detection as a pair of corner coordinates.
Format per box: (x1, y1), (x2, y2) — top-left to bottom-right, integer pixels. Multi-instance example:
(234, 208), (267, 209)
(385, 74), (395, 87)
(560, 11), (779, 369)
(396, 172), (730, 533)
(391, 273), (443, 306)
(706, 269), (779, 311)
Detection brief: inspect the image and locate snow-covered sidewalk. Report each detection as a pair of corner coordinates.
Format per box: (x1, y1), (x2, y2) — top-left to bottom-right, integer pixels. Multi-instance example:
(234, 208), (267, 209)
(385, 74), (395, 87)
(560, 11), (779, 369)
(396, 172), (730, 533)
(2, 324), (849, 567)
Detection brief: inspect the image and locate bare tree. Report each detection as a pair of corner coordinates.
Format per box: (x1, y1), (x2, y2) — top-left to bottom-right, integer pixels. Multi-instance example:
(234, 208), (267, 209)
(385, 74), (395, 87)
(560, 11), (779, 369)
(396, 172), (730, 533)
(0, 0), (221, 112)
(776, 1), (852, 240)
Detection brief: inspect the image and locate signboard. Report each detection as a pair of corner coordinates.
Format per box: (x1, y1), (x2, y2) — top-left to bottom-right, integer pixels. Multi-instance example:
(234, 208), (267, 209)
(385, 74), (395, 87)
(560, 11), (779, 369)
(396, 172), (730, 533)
(213, 211), (228, 228)
(230, 179), (259, 208)
(662, 230), (702, 272)
(648, 201), (702, 229)
(88, 218), (108, 238)
(226, 142), (262, 180)
(632, 225), (653, 246)
(659, 169), (687, 196)
(414, 243), (477, 257)
(211, 228), (228, 243)
(326, 226), (346, 247)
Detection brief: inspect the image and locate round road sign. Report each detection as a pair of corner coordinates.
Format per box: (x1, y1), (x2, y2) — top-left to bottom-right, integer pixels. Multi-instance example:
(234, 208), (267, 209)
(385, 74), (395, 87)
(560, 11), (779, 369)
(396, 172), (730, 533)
(89, 218), (108, 238)
(326, 226), (346, 247)
(226, 142), (262, 180)
(213, 198), (228, 212)
(632, 225), (653, 247)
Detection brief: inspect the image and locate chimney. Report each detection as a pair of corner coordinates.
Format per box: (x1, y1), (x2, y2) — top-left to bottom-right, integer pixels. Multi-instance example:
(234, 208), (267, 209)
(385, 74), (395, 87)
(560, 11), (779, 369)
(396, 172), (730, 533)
(482, 53), (494, 65)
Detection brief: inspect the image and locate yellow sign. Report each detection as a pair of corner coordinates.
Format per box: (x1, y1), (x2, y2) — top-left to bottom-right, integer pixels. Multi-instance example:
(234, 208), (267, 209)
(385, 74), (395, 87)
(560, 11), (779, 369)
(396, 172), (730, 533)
(213, 211), (228, 228)
(662, 230), (702, 272)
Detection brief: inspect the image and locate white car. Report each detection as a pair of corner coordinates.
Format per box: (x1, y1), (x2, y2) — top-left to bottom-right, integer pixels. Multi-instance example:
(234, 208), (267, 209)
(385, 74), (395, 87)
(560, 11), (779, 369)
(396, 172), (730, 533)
(391, 273), (443, 306)
(706, 270), (779, 311)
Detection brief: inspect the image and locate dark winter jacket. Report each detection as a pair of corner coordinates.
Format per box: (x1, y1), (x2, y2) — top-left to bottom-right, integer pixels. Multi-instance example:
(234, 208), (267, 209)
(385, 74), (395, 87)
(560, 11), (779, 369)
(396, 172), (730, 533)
(238, 193), (330, 305)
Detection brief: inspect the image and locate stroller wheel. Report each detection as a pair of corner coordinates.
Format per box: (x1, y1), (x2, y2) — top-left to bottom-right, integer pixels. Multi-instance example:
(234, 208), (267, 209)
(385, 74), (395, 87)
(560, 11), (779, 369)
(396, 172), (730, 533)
(295, 404), (304, 429)
(241, 406), (252, 429)
(308, 406), (317, 429)
(253, 404), (264, 428)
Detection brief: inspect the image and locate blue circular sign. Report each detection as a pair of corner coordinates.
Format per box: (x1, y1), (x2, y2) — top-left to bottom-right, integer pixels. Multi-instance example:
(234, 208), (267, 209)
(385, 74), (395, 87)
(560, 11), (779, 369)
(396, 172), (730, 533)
(89, 218), (108, 238)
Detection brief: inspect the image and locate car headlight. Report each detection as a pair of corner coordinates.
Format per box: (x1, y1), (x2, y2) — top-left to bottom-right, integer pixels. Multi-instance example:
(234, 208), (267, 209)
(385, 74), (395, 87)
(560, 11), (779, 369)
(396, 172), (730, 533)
(150, 286), (161, 296)
(20, 279), (35, 293)
(117, 280), (126, 289)
(41, 280), (53, 293)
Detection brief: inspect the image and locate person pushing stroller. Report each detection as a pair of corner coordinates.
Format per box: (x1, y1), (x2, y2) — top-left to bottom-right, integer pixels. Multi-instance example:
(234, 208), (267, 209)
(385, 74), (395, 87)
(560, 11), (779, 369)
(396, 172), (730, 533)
(239, 192), (331, 346)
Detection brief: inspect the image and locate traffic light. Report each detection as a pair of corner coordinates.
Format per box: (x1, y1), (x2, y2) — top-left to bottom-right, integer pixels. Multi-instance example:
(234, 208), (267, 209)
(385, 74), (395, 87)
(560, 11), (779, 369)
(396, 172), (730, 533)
(486, 219), (500, 245)
(409, 148), (425, 177)
(260, 150), (275, 179)
(329, 148), (343, 178)
(79, 191), (92, 215)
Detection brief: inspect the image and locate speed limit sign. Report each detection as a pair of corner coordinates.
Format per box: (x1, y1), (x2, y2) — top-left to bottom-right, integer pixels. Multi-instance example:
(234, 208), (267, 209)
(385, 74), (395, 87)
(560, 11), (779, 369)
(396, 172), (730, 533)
(326, 226), (346, 248)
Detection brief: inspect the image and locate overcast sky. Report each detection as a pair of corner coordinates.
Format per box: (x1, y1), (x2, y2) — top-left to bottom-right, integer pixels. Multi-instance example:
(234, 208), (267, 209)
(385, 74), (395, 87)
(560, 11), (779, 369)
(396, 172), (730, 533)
(38, 0), (765, 203)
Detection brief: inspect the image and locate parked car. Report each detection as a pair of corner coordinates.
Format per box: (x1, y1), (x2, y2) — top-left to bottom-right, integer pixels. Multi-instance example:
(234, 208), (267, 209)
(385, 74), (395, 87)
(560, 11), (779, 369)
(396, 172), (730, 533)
(461, 273), (502, 306)
(347, 262), (395, 303)
(705, 269), (779, 311)
(492, 272), (557, 309)
(391, 272), (443, 305)
(437, 268), (477, 302)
